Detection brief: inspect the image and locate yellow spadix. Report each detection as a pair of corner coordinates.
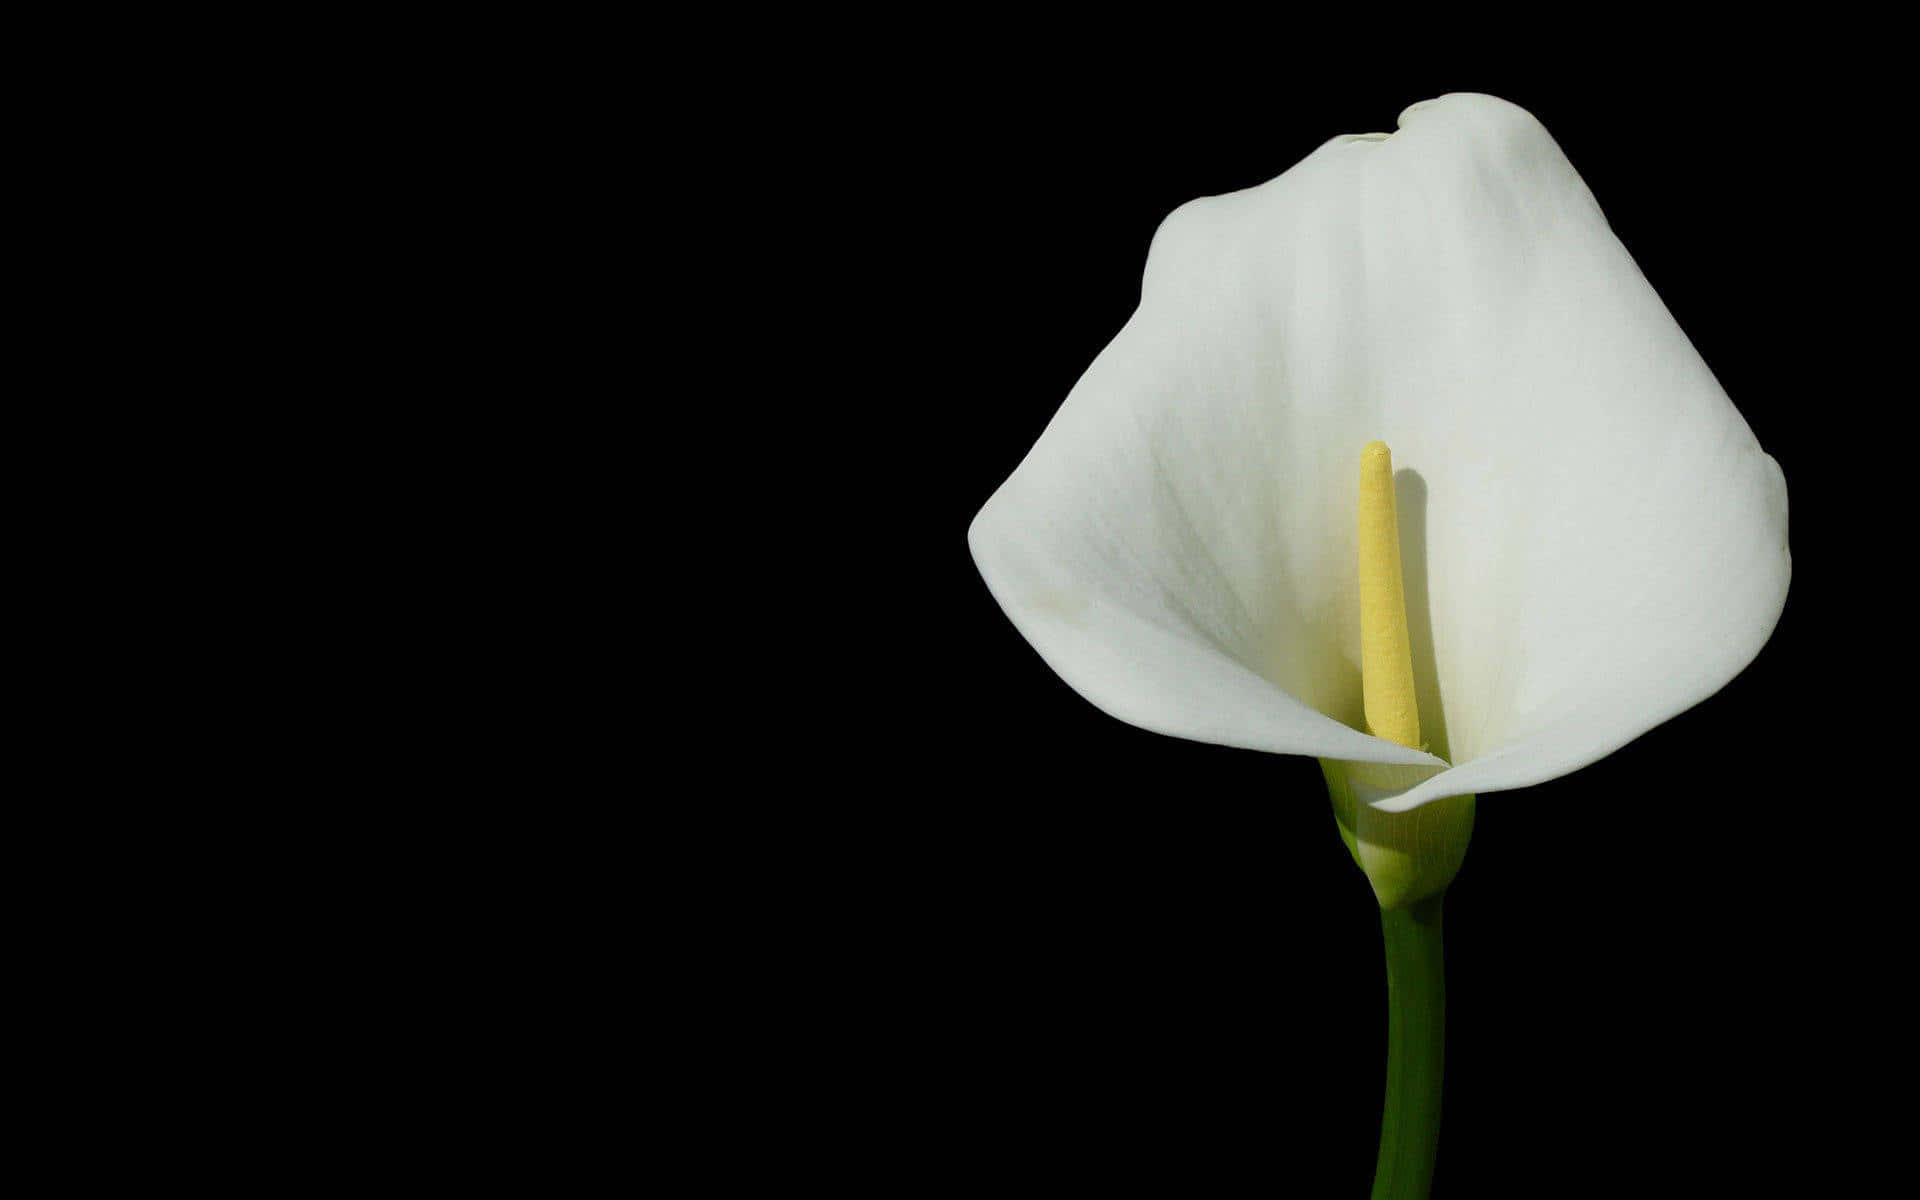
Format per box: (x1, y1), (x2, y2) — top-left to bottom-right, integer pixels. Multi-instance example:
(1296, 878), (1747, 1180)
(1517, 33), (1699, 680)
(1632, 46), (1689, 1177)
(1358, 441), (1420, 750)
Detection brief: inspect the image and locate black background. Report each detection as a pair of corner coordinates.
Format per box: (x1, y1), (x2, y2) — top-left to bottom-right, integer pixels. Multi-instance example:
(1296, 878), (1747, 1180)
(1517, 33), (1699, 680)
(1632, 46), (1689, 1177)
(777, 64), (1887, 1196)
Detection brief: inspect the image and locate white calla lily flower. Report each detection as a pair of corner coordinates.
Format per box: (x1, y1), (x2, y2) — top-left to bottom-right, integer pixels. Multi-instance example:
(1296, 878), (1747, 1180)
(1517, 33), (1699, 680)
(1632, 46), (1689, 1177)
(968, 93), (1789, 817)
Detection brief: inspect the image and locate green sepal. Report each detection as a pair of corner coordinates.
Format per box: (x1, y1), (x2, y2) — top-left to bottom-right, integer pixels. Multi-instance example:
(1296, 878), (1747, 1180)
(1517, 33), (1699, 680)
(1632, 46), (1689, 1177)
(1320, 759), (1475, 911)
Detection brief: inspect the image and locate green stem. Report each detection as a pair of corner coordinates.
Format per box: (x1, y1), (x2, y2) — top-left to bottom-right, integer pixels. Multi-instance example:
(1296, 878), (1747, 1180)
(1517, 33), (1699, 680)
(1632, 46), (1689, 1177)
(1372, 894), (1446, 1200)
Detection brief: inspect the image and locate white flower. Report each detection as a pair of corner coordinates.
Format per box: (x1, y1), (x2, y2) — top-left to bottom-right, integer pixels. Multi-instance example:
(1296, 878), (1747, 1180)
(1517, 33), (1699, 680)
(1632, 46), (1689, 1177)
(968, 93), (1788, 814)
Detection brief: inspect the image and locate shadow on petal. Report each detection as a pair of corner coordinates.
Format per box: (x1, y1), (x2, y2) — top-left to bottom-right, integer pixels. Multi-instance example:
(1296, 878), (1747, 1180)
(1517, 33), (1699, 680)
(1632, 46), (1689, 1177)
(1397, 468), (1453, 764)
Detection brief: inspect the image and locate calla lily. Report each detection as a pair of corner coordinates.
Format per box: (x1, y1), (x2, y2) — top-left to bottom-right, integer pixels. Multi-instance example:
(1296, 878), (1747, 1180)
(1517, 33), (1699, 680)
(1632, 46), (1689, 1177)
(968, 92), (1788, 820)
(968, 91), (1789, 1199)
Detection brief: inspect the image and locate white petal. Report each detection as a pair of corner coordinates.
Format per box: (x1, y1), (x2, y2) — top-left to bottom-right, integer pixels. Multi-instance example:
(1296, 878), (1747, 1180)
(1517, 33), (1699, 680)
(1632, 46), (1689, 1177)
(969, 94), (1789, 803)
